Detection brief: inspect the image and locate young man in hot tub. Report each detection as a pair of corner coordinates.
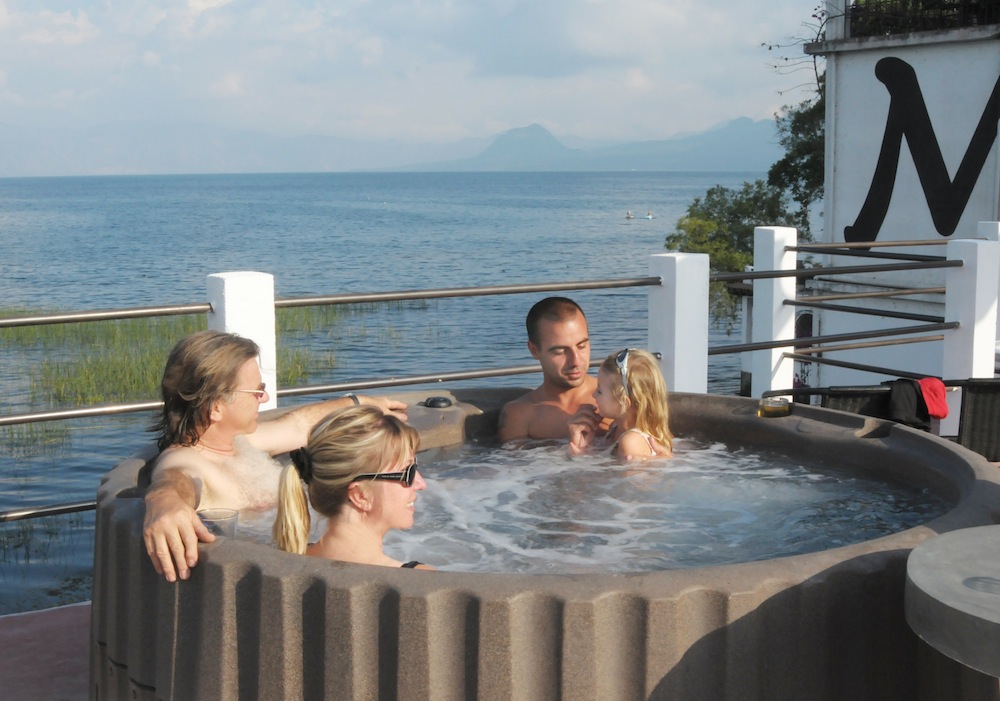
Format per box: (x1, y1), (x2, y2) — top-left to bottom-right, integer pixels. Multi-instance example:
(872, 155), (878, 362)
(142, 330), (407, 583)
(497, 297), (610, 442)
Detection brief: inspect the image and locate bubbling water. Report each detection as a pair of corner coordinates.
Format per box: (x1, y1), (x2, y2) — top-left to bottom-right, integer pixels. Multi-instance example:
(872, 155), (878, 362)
(237, 438), (949, 574)
(379, 438), (950, 573)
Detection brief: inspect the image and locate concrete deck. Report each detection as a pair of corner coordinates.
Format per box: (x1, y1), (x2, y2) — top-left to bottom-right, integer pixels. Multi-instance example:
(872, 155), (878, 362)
(0, 601), (90, 701)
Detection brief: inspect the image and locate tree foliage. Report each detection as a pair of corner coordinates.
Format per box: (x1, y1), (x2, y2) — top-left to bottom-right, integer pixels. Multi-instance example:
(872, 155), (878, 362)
(665, 180), (802, 274)
(665, 180), (805, 324)
(665, 86), (824, 271)
(666, 8), (826, 277)
(768, 76), (825, 231)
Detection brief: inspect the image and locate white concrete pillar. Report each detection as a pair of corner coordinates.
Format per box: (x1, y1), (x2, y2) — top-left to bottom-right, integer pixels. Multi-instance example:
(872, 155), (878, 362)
(206, 272), (278, 410)
(740, 265), (754, 395)
(978, 221), (1000, 242)
(825, 0), (848, 40)
(941, 239), (1000, 434)
(751, 227), (798, 398)
(648, 253), (709, 394)
(977, 220), (1000, 371)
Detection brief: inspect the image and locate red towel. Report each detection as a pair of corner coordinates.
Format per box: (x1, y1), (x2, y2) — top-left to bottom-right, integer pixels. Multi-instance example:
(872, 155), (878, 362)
(917, 377), (949, 419)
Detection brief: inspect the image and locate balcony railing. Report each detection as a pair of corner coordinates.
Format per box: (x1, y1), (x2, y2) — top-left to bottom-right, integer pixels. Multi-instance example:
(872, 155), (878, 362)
(5, 230), (1000, 524)
(848, 0), (1000, 37)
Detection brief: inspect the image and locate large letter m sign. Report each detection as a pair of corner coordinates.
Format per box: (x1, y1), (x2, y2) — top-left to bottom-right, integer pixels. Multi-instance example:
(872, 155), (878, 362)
(845, 57), (1000, 244)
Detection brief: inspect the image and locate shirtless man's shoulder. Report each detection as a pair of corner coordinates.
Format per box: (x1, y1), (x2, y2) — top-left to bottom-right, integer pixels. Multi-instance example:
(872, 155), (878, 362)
(152, 445), (209, 478)
(151, 445), (231, 510)
(497, 391), (538, 442)
(497, 377), (598, 442)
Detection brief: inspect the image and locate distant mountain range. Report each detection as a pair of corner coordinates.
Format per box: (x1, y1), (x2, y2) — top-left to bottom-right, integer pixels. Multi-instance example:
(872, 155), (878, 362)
(0, 117), (782, 177)
(399, 119), (782, 172)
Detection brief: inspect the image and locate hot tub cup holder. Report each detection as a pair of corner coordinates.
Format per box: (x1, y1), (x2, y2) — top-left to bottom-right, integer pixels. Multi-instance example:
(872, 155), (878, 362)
(424, 396), (453, 408)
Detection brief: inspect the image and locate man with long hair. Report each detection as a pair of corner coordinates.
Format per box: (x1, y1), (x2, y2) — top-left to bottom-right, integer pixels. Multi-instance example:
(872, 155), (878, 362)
(143, 330), (406, 582)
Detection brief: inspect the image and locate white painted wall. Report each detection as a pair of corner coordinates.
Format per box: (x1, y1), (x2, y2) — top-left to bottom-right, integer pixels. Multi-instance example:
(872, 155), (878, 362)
(826, 41), (1000, 261)
(809, 27), (1000, 385)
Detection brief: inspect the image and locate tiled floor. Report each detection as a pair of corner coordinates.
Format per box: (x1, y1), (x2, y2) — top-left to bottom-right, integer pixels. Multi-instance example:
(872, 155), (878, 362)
(0, 601), (90, 701)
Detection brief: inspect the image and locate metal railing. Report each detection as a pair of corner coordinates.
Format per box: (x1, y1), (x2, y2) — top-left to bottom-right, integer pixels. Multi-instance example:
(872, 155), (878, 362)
(712, 258), (961, 282)
(4, 236), (994, 522)
(741, 232), (1000, 405)
(0, 276), (660, 430)
(0, 275), (661, 522)
(775, 241), (965, 375)
(848, 0), (1000, 38)
(709, 241), (966, 366)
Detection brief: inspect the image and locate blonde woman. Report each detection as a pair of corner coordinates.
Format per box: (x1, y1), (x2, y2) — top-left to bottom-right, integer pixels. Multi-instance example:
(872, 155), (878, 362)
(273, 405), (433, 569)
(568, 349), (673, 460)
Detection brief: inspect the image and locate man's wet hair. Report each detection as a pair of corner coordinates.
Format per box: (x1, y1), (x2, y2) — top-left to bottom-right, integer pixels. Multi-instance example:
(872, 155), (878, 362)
(525, 297), (586, 346)
(151, 330), (260, 451)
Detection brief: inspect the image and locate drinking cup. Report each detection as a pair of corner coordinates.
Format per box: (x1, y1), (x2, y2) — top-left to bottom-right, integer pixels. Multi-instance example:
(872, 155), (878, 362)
(757, 397), (792, 418)
(198, 508), (239, 538)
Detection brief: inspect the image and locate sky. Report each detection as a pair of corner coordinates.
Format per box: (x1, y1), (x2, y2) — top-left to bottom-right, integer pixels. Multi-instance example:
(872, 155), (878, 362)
(0, 0), (823, 145)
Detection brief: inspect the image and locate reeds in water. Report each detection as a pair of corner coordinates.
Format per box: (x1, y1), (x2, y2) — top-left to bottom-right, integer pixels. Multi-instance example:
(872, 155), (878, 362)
(0, 305), (360, 407)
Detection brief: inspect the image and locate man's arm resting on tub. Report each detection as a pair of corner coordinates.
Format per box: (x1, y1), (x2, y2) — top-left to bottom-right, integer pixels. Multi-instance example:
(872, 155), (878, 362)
(143, 468), (213, 583)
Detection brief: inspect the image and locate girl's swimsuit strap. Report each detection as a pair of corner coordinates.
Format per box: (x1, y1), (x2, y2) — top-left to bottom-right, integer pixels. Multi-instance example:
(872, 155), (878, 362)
(609, 427), (656, 455)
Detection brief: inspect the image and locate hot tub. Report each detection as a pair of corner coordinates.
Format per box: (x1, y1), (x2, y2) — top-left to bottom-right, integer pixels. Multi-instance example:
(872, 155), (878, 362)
(90, 390), (1000, 700)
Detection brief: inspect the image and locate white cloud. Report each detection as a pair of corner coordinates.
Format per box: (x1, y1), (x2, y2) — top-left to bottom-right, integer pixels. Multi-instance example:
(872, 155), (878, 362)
(0, 0), (819, 142)
(20, 9), (98, 45)
(211, 71), (246, 97)
(357, 36), (384, 68)
(188, 0), (235, 18)
(624, 68), (652, 91)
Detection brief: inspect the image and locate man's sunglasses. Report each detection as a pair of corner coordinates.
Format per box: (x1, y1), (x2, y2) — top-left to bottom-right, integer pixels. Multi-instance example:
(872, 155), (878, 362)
(616, 348), (631, 399)
(352, 460), (419, 487)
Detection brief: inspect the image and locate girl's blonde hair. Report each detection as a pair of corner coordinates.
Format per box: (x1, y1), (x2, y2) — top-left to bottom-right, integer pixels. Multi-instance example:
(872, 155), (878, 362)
(272, 405), (420, 554)
(600, 349), (673, 451)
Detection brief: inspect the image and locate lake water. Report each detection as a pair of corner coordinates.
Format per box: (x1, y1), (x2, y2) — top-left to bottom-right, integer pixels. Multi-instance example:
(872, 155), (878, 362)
(0, 171), (756, 613)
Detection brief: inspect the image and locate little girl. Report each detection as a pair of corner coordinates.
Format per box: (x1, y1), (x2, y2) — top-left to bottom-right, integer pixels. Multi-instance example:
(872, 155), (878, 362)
(568, 348), (673, 460)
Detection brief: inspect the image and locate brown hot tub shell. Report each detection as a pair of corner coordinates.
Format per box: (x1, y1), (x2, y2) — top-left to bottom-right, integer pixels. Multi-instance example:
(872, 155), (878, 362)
(90, 390), (1000, 700)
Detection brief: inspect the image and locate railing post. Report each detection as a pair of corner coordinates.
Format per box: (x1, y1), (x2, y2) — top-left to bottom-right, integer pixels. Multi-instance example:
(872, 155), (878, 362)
(942, 238), (1000, 434)
(740, 265), (753, 396)
(825, 0), (848, 40)
(648, 253), (709, 394)
(978, 220), (1000, 242)
(751, 227), (797, 398)
(206, 272), (278, 410)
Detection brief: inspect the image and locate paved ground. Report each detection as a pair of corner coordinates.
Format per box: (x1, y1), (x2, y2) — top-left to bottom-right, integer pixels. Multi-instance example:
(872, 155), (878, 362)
(0, 601), (90, 701)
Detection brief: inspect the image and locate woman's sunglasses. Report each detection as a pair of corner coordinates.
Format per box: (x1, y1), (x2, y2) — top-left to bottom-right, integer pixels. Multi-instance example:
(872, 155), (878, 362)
(616, 348), (631, 399)
(352, 460), (419, 487)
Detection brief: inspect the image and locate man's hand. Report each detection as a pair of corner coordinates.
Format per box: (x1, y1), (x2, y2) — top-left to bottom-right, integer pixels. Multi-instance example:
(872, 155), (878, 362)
(567, 406), (601, 455)
(143, 472), (212, 582)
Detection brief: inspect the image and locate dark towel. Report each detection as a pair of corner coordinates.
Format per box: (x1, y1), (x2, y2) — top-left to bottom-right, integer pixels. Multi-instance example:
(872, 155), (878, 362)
(887, 379), (930, 431)
(917, 377), (949, 419)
